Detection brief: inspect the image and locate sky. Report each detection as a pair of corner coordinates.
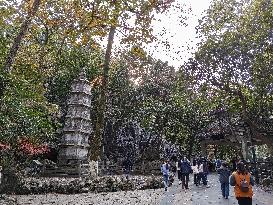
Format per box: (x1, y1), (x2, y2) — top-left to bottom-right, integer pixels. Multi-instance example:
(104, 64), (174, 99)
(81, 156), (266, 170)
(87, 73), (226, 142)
(103, 0), (212, 70)
(145, 0), (212, 69)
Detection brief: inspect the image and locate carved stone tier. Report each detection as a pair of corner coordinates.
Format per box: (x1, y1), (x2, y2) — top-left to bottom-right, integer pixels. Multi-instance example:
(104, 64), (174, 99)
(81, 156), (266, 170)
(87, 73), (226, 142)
(66, 106), (91, 119)
(70, 79), (91, 95)
(58, 146), (89, 161)
(67, 93), (91, 107)
(63, 118), (92, 134)
(60, 132), (89, 147)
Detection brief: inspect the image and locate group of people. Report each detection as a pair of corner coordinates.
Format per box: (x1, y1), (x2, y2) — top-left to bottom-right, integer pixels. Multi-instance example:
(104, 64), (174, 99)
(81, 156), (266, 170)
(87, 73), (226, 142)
(161, 156), (209, 191)
(191, 157), (210, 187)
(161, 157), (255, 205)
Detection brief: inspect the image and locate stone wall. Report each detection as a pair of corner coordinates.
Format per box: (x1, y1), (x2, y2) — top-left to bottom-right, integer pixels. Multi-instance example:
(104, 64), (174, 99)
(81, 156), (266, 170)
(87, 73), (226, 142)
(0, 175), (164, 195)
(247, 160), (273, 181)
(98, 160), (162, 176)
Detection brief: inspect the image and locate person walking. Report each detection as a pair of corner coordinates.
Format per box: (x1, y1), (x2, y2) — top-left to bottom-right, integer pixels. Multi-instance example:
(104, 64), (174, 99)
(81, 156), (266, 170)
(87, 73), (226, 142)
(216, 158), (222, 170)
(123, 157), (132, 179)
(217, 161), (231, 199)
(196, 160), (202, 186)
(230, 161), (254, 205)
(176, 157), (182, 184)
(192, 157), (199, 186)
(180, 156), (192, 189)
(171, 159), (177, 177)
(231, 157), (238, 172)
(199, 158), (209, 187)
(161, 159), (170, 191)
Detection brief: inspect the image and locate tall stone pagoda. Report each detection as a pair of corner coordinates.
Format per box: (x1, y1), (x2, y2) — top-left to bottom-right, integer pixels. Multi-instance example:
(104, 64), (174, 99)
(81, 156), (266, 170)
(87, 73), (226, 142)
(57, 69), (92, 176)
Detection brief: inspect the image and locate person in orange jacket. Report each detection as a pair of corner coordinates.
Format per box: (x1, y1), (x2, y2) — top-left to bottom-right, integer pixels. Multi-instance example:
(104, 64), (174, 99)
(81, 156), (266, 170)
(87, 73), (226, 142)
(230, 161), (254, 205)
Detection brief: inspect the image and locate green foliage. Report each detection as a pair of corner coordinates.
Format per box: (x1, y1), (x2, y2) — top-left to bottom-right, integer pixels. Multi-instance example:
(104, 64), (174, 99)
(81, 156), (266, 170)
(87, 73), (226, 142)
(46, 47), (103, 107)
(215, 145), (238, 160)
(0, 26), (56, 145)
(0, 68), (57, 145)
(194, 0), (273, 118)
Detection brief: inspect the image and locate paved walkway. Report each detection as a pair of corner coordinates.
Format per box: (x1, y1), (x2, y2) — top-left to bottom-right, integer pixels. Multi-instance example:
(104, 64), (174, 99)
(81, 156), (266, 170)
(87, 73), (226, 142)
(159, 174), (272, 205)
(15, 174), (273, 205)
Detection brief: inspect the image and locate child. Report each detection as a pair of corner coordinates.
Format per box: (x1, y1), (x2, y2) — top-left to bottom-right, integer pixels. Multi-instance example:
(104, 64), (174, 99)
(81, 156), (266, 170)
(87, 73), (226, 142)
(217, 162), (231, 199)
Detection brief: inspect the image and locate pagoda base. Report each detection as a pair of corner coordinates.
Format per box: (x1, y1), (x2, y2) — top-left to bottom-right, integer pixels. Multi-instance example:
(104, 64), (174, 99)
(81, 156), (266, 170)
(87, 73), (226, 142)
(42, 162), (91, 178)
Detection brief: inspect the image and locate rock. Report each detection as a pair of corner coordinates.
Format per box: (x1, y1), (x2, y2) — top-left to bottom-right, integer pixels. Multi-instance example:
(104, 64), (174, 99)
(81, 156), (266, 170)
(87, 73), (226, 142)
(0, 194), (17, 205)
(261, 177), (273, 187)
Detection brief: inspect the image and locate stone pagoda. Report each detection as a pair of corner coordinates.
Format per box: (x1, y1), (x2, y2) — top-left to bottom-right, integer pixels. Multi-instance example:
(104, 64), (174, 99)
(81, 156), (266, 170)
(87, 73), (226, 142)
(54, 69), (92, 177)
(58, 69), (92, 166)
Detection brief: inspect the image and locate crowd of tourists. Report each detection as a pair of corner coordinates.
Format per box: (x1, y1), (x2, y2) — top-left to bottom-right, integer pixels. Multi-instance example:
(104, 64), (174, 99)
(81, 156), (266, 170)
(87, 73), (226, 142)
(161, 156), (254, 205)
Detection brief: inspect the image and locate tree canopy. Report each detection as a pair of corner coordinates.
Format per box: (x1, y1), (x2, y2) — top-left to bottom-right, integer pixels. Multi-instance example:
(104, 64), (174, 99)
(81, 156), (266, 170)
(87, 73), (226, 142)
(0, 0), (272, 169)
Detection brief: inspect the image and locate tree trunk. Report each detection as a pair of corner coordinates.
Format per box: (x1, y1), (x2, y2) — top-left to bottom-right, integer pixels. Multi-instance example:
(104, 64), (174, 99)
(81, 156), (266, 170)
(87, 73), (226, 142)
(4, 0), (41, 73)
(212, 80), (273, 146)
(187, 133), (195, 159)
(237, 90), (273, 145)
(90, 25), (116, 161)
(0, 0), (41, 97)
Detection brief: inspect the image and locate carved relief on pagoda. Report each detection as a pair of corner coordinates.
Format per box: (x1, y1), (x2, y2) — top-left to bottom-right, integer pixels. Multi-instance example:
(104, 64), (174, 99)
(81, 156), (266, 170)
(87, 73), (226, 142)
(67, 93), (91, 107)
(71, 81), (91, 95)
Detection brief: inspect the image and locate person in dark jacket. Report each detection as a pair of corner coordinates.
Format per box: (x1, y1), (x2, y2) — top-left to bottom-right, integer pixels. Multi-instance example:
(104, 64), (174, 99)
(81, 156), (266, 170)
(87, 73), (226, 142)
(217, 161), (231, 199)
(200, 158), (209, 186)
(231, 157), (238, 172)
(216, 159), (222, 170)
(180, 156), (192, 189)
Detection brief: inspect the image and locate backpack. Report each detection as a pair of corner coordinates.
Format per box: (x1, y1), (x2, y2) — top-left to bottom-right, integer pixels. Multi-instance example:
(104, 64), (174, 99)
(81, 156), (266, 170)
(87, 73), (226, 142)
(240, 175), (250, 193)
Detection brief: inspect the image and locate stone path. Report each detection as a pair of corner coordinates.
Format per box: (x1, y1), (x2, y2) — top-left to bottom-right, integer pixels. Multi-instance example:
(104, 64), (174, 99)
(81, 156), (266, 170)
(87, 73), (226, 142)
(15, 174), (273, 205)
(159, 174), (273, 205)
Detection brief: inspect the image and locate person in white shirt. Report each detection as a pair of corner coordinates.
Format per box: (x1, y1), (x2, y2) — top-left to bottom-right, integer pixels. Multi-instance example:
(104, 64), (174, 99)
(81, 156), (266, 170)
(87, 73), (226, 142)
(192, 164), (199, 186)
(176, 158), (182, 183)
(196, 160), (203, 186)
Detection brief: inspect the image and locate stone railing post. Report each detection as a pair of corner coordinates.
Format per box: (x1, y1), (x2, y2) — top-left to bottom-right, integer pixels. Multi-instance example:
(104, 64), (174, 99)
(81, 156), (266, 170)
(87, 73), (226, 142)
(0, 166), (2, 184)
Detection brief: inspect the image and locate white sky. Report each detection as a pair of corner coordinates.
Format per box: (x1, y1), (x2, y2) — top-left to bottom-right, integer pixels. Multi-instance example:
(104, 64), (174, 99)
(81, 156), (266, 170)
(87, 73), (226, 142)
(146, 0), (212, 69)
(104, 0), (212, 69)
